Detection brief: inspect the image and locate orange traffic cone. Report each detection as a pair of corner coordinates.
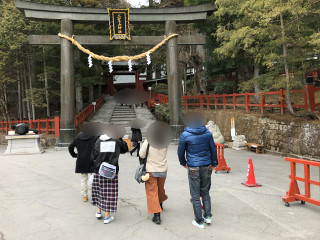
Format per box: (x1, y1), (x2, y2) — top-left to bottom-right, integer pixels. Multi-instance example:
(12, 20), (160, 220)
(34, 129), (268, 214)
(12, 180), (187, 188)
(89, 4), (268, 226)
(241, 158), (262, 187)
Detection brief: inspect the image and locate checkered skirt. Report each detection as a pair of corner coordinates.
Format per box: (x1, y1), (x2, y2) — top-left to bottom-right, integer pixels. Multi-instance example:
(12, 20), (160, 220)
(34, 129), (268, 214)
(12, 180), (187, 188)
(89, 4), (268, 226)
(91, 173), (118, 212)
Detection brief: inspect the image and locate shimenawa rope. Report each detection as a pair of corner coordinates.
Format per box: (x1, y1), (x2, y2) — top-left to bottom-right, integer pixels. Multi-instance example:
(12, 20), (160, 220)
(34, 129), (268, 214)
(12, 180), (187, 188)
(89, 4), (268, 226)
(58, 33), (178, 62)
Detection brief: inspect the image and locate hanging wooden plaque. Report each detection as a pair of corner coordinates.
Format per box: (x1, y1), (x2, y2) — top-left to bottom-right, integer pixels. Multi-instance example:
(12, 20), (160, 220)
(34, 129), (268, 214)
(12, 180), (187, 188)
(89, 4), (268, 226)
(108, 8), (131, 40)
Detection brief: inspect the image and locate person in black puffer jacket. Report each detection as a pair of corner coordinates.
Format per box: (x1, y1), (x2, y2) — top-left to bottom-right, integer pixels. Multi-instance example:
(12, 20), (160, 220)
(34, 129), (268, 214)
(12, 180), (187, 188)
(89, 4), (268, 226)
(90, 134), (128, 224)
(69, 131), (98, 202)
(130, 127), (142, 157)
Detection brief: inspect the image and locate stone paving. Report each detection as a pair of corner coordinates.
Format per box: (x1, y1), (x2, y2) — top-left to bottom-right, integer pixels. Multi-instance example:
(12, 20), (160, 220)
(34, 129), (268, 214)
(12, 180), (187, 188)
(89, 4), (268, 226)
(0, 144), (319, 240)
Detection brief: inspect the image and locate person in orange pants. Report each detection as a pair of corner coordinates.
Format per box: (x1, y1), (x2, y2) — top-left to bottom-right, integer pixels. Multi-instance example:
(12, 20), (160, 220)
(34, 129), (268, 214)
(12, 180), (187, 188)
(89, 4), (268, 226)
(145, 173), (168, 214)
(139, 140), (168, 224)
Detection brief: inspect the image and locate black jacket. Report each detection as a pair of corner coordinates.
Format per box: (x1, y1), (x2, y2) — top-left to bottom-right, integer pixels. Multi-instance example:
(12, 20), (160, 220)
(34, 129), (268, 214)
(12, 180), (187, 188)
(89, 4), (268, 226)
(131, 128), (142, 142)
(91, 135), (128, 174)
(68, 133), (98, 173)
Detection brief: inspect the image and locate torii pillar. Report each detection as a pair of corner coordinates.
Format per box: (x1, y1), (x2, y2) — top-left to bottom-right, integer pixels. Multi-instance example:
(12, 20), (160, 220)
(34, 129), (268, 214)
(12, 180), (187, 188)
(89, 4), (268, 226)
(166, 20), (184, 142)
(59, 19), (75, 146)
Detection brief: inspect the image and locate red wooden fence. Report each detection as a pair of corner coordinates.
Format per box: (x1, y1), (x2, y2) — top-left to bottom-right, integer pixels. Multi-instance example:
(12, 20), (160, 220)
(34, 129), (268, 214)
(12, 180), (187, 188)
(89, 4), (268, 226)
(148, 85), (320, 114)
(0, 117), (60, 137)
(0, 95), (104, 137)
(75, 95), (104, 127)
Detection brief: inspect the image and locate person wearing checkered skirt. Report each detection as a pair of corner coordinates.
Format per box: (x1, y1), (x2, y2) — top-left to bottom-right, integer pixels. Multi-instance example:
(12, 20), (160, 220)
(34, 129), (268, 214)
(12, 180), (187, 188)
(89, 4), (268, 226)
(92, 174), (119, 212)
(91, 134), (128, 224)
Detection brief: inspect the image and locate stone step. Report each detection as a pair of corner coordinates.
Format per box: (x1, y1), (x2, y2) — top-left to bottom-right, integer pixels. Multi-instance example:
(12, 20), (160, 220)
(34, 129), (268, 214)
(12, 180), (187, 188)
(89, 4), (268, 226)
(113, 109), (135, 111)
(112, 112), (135, 115)
(112, 113), (136, 116)
(110, 121), (131, 124)
(112, 112), (136, 115)
(110, 119), (137, 122)
(114, 107), (133, 110)
(111, 116), (136, 119)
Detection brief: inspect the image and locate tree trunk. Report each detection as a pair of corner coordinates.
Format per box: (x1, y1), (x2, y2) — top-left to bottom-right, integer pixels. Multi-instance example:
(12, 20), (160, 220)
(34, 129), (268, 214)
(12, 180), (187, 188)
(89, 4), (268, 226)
(181, 62), (187, 95)
(0, 84), (10, 121)
(280, 12), (315, 118)
(17, 60), (23, 120)
(23, 63), (31, 121)
(191, 45), (205, 94)
(253, 63), (261, 99)
(76, 82), (83, 112)
(149, 0), (153, 7)
(28, 51), (36, 120)
(155, 63), (161, 84)
(3, 85), (9, 120)
(280, 12), (296, 116)
(20, 64), (26, 120)
(74, 49), (84, 112)
(253, 63), (260, 92)
(42, 47), (50, 117)
(89, 85), (94, 103)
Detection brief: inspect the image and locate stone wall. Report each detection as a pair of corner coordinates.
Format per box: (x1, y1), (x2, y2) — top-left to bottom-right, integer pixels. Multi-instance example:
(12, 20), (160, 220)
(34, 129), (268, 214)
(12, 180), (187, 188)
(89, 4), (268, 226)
(189, 110), (320, 159)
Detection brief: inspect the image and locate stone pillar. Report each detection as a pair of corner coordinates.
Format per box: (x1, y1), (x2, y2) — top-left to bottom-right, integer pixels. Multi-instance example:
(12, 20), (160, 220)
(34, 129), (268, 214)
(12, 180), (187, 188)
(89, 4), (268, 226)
(165, 20), (183, 143)
(59, 19), (75, 147)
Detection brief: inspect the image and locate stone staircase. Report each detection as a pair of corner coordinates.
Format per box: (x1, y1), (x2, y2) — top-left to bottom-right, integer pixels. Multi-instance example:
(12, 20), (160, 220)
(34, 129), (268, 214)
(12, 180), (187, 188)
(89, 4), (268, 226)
(91, 97), (155, 140)
(110, 104), (136, 126)
(109, 103), (147, 139)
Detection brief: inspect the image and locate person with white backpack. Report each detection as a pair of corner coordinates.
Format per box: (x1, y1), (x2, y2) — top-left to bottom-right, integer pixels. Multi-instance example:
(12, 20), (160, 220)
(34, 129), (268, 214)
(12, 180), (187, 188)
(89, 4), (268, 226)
(90, 134), (128, 224)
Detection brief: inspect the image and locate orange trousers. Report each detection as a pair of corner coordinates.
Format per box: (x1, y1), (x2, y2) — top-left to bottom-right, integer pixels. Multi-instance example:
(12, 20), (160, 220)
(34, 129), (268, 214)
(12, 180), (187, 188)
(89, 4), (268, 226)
(145, 173), (168, 214)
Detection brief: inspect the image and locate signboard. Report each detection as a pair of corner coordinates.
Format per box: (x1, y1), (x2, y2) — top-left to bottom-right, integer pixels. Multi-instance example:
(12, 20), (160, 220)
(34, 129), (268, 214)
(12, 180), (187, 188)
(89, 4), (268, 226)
(108, 8), (131, 40)
(231, 117), (235, 140)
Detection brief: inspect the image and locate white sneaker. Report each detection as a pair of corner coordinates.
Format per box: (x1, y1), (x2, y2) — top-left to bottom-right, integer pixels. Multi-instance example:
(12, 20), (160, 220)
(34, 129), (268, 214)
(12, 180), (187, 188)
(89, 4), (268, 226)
(104, 216), (115, 224)
(204, 217), (212, 224)
(96, 212), (102, 219)
(192, 220), (205, 229)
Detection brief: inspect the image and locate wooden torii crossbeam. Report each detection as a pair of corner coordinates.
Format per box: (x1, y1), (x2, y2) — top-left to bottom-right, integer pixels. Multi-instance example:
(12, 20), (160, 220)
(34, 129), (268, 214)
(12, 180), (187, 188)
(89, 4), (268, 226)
(14, 0), (214, 146)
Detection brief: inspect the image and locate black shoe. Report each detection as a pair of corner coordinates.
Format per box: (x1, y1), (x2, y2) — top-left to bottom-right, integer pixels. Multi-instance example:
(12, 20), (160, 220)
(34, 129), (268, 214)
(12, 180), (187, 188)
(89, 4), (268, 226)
(160, 203), (163, 210)
(130, 151), (132, 156)
(152, 213), (161, 224)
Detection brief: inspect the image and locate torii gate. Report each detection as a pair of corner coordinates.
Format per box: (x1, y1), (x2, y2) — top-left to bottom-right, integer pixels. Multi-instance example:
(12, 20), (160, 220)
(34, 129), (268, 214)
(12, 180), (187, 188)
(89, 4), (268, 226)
(14, 0), (214, 146)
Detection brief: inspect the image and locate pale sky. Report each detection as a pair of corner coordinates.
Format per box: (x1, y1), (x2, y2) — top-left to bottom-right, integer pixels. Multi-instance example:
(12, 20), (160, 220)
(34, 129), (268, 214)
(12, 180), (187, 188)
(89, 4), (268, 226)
(126, 0), (160, 7)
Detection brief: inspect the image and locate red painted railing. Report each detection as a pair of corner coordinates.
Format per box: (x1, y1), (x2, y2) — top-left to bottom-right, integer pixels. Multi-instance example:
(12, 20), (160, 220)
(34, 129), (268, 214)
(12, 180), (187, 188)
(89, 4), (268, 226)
(282, 157), (320, 207)
(75, 95), (104, 127)
(148, 85), (320, 114)
(0, 117), (60, 137)
(0, 95), (104, 137)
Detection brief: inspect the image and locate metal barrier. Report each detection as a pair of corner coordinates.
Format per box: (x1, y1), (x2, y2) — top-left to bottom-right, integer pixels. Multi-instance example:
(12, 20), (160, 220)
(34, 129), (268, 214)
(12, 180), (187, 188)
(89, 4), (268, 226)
(214, 143), (231, 173)
(282, 157), (320, 207)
